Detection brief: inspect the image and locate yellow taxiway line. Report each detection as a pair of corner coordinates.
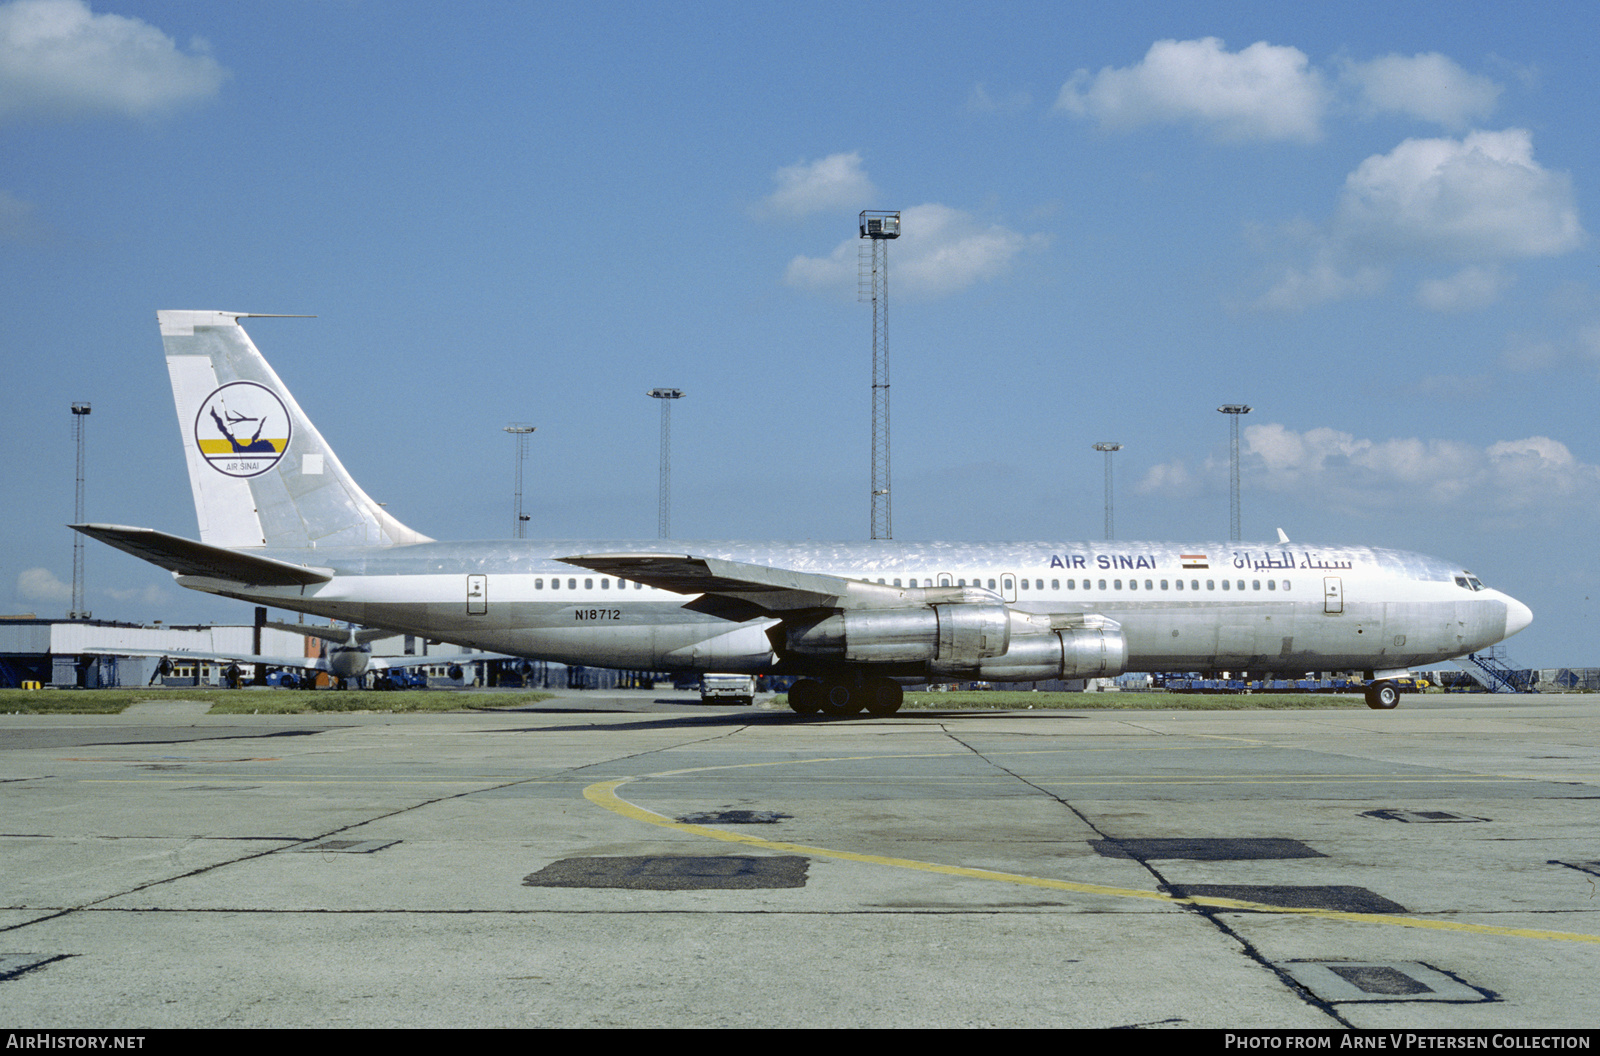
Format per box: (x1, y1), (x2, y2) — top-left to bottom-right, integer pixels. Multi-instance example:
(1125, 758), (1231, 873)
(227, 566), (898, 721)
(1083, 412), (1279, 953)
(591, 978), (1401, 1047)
(584, 758), (1600, 947)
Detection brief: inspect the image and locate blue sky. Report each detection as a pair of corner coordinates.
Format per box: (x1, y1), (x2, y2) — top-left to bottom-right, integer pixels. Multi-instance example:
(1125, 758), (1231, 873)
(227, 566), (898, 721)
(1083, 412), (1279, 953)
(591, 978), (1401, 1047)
(2, 0), (1596, 667)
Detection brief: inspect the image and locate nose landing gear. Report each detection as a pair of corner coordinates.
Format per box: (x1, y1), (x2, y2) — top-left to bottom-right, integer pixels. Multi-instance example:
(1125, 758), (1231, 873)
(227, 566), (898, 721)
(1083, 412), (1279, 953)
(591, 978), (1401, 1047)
(1364, 680), (1400, 710)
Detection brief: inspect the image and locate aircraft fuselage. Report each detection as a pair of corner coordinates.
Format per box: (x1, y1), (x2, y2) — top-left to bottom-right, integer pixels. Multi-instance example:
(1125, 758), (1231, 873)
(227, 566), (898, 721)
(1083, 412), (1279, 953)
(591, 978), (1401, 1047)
(79, 311), (1533, 715)
(177, 537), (1525, 679)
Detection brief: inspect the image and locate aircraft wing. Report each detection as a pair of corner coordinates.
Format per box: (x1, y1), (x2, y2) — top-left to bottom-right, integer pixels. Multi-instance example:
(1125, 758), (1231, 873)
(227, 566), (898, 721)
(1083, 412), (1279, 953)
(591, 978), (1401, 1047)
(560, 552), (952, 614)
(71, 524), (332, 586)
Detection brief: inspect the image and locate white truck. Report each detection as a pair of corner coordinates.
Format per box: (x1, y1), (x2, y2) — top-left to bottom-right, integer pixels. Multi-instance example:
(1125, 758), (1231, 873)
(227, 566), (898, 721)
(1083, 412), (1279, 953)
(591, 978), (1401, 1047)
(700, 673), (756, 706)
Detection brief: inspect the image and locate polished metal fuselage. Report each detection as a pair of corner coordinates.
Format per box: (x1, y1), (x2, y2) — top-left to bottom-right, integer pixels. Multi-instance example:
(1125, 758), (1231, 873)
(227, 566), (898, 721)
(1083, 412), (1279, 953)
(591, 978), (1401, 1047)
(176, 538), (1521, 678)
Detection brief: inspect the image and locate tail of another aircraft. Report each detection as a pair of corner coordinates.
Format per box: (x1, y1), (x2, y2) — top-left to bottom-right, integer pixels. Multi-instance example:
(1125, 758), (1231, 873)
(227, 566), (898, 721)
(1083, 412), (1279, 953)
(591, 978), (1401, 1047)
(159, 311), (430, 550)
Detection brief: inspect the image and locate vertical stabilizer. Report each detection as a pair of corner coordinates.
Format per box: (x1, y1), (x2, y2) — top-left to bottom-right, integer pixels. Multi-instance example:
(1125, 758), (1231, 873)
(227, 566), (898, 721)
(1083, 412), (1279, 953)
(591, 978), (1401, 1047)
(159, 311), (430, 549)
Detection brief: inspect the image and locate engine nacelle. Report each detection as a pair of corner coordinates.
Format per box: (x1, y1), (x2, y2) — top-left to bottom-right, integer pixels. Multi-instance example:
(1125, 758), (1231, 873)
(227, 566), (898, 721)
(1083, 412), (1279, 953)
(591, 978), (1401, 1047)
(935, 602), (1011, 661)
(1057, 622), (1128, 678)
(785, 602), (1011, 664)
(929, 613), (1127, 681)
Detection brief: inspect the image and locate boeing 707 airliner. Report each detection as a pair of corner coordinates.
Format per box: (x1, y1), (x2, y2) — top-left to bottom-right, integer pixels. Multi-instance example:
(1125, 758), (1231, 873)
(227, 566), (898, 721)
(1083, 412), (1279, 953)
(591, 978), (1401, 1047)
(75, 311), (1532, 715)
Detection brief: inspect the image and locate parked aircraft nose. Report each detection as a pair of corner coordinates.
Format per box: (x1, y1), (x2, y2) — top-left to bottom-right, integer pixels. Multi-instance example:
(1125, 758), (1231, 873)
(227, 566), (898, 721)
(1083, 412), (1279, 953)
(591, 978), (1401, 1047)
(1504, 596), (1533, 638)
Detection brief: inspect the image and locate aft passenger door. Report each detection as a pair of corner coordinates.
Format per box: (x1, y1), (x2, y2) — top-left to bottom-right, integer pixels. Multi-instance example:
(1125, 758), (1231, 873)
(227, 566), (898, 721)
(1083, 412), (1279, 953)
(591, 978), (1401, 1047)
(1323, 576), (1343, 615)
(467, 574), (488, 615)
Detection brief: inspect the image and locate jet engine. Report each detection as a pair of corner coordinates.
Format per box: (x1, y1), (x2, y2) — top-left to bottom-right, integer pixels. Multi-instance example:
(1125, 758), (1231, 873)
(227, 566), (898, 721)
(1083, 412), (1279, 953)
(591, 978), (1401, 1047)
(784, 601), (1011, 664)
(784, 603), (1127, 681)
(930, 612), (1126, 680)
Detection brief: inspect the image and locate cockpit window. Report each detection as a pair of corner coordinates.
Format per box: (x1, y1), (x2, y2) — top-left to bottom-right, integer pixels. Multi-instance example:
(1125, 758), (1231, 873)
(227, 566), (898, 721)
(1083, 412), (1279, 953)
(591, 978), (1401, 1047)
(1456, 572), (1484, 591)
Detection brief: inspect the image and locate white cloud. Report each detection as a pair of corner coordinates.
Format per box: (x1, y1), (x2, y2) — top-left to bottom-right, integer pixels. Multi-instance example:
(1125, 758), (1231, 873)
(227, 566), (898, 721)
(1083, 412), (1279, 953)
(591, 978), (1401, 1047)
(760, 152), (876, 219)
(17, 566), (70, 603)
(104, 583), (164, 605)
(1253, 258), (1387, 312)
(1055, 37), (1327, 142)
(1058, 40), (1503, 143)
(1336, 129), (1583, 260)
(0, 0), (227, 124)
(1140, 423), (1600, 518)
(1256, 129), (1583, 311)
(1415, 265), (1512, 312)
(1340, 52), (1501, 130)
(1483, 436), (1600, 510)
(785, 202), (1042, 299)
(1137, 460), (1194, 493)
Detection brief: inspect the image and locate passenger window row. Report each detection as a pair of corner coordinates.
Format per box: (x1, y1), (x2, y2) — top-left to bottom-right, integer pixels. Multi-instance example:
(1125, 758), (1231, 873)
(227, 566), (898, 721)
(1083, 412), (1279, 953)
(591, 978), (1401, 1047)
(526, 574), (1294, 594)
(869, 577), (1293, 593)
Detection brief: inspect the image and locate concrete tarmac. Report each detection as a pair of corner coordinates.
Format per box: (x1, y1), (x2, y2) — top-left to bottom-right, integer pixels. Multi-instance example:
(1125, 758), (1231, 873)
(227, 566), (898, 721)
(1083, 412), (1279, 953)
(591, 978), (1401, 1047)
(2, 690), (1598, 1029)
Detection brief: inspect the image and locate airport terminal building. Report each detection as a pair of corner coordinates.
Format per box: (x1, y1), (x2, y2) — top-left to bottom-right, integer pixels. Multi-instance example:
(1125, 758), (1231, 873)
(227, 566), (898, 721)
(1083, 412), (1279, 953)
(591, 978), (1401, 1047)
(0, 615), (500, 689)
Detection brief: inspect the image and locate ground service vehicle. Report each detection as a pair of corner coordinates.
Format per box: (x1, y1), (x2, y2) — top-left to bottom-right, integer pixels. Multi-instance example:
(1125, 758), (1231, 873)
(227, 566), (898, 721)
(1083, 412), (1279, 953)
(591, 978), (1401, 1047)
(701, 673), (756, 705)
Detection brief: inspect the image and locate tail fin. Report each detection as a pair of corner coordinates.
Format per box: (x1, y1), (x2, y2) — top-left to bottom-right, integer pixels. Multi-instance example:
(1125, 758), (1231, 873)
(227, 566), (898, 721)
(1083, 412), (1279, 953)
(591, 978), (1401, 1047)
(159, 311), (430, 549)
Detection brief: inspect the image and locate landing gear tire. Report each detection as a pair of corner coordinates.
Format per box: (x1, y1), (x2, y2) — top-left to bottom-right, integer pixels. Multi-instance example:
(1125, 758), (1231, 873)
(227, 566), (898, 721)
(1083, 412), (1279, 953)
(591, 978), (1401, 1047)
(819, 680), (862, 716)
(787, 678), (822, 715)
(863, 677), (903, 716)
(1365, 681), (1401, 710)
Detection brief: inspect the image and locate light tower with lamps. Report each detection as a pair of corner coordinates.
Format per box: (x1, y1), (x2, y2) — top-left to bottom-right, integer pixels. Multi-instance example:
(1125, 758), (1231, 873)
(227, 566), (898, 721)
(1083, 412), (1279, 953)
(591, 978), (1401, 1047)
(503, 424), (536, 539)
(648, 388), (685, 538)
(859, 209), (899, 540)
(1092, 442), (1122, 540)
(1218, 404), (1252, 541)
(70, 402), (91, 619)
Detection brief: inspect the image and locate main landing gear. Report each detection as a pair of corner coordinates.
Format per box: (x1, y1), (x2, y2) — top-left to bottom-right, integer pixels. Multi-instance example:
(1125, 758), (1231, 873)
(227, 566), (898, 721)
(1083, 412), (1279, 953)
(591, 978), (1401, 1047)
(1364, 680), (1401, 710)
(787, 677), (903, 717)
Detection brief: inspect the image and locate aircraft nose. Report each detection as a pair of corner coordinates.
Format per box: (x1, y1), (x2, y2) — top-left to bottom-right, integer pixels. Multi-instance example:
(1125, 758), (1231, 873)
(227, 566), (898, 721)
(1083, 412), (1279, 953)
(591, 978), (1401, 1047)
(1504, 596), (1533, 638)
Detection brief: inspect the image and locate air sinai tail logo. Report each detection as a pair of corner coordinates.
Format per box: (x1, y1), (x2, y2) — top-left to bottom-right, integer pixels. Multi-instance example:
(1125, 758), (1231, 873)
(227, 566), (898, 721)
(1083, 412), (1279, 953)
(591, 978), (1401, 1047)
(194, 382), (291, 478)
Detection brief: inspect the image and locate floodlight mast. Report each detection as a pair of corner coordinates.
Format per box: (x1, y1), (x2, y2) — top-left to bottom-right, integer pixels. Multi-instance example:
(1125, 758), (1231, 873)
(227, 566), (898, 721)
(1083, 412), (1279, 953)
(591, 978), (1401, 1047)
(70, 402), (91, 619)
(860, 210), (900, 541)
(1218, 405), (1252, 542)
(1092, 442), (1122, 540)
(504, 424), (536, 539)
(648, 388), (685, 538)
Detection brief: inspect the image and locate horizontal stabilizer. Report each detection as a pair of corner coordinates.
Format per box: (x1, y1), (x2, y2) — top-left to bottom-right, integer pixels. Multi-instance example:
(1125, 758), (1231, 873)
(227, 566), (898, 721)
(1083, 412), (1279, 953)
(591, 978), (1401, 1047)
(260, 620), (394, 646)
(71, 524), (332, 586)
(77, 644), (332, 671)
(77, 643), (507, 672)
(372, 650), (510, 671)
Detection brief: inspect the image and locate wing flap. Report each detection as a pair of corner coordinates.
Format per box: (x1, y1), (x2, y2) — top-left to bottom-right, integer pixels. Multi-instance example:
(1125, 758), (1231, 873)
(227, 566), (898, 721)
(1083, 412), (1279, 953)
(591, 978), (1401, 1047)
(72, 524), (333, 586)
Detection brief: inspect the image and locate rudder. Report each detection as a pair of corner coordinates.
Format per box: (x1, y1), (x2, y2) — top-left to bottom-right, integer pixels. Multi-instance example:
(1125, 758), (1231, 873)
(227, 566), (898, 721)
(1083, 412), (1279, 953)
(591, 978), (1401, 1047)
(159, 311), (429, 550)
